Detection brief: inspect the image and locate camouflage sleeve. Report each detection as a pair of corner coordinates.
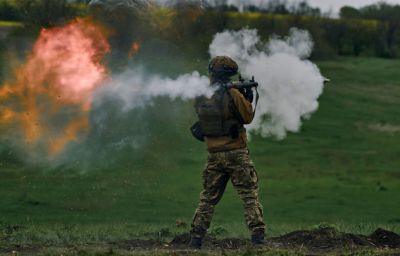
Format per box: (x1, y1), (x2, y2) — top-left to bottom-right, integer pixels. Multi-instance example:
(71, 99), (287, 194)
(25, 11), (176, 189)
(229, 88), (254, 124)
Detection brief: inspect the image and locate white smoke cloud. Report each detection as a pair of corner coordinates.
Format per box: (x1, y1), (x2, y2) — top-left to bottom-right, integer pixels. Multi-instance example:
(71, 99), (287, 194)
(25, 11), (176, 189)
(268, 29), (313, 59)
(209, 28), (325, 139)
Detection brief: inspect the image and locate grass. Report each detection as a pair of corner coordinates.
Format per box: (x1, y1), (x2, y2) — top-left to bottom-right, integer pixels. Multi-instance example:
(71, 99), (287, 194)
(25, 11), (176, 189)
(0, 56), (400, 255)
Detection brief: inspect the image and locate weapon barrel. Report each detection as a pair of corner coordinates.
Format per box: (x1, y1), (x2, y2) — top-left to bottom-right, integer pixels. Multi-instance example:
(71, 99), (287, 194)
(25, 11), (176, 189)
(225, 81), (259, 89)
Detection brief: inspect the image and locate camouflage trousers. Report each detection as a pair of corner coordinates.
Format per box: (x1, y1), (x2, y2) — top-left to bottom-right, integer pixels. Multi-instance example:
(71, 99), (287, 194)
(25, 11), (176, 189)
(190, 148), (265, 238)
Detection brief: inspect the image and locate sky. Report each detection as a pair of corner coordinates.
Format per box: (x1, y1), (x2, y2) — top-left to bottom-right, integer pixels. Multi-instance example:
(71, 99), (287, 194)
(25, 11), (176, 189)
(303, 0), (400, 13)
(87, 0), (400, 15)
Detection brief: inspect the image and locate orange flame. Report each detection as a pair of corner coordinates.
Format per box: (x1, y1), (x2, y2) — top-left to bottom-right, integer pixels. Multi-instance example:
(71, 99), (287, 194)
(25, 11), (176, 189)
(0, 18), (110, 155)
(0, 108), (15, 123)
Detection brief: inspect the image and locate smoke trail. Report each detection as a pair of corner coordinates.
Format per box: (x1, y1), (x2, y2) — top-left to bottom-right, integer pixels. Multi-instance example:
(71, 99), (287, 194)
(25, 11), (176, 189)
(93, 69), (211, 111)
(209, 28), (325, 139)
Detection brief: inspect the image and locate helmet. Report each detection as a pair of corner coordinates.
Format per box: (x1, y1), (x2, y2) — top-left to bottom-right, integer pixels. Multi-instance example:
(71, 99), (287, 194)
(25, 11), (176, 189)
(208, 56), (238, 78)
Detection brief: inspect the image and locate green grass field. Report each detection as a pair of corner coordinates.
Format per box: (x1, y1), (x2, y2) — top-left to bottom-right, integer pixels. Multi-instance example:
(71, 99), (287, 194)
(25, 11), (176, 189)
(1, 57), (400, 255)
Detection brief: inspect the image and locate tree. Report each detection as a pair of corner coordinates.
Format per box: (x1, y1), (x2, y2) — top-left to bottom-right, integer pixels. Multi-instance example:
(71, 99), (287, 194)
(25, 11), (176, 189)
(17, 0), (75, 28)
(359, 3), (400, 57)
(291, 1), (321, 16)
(0, 0), (20, 21)
(267, 0), (289, 14)
(339, 6), (361, 19)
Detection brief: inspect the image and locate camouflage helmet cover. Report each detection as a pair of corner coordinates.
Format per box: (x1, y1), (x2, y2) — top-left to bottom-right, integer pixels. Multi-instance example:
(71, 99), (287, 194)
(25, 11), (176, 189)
(208, 56), (238, 77)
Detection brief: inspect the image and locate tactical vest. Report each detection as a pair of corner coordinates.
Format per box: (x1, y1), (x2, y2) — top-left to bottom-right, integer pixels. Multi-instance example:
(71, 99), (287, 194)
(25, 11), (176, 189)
(195, 87), (244, 138)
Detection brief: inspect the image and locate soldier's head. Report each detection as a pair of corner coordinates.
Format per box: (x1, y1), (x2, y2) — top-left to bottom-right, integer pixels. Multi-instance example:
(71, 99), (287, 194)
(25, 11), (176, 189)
(208, 56), (238, 83)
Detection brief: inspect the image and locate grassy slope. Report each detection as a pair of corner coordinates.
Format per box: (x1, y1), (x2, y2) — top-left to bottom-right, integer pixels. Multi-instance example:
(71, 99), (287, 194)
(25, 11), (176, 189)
(0, 57), (400, 248)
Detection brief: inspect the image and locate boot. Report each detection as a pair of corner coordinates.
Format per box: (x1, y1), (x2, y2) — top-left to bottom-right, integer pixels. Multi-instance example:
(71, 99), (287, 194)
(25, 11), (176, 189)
(188, 237), (202, 249)
(251, 231), (266, 245)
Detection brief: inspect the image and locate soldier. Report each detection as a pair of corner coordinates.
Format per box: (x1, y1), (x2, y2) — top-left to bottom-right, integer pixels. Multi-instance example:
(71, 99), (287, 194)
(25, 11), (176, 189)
(189, 56), (266, 249)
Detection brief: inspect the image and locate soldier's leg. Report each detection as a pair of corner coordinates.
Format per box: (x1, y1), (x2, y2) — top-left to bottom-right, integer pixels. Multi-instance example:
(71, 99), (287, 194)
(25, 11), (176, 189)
(190, 160), (229, 239)
(230, 151), (265, 236)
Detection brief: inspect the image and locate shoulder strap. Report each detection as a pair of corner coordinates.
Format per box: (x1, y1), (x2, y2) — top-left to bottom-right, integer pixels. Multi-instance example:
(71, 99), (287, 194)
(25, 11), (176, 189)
(253, 87), (259, 118)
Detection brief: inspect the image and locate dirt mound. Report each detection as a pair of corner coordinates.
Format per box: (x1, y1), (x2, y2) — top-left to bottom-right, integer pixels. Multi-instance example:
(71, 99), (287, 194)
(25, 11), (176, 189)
(267, 227), (400, 252)
(369, 228), (400, 248)
(168, 228), (400, 251)
(269, 227), (373, 251)
(110, 228), (400, 253)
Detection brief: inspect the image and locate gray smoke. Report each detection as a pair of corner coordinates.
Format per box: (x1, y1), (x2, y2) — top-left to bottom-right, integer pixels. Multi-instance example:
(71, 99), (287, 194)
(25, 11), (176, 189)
(88, 0), (154, 11)
(209, 28), (325, 139)
(61, 67), (212, 170)
(94, 69), (211, 111)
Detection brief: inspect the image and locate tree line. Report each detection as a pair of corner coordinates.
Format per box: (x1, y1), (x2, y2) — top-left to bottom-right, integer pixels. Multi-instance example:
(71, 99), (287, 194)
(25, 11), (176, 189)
(1, 0), (400, 59)
(339, 2), (400, 58)
(207, 0), (324, 16)
(158, 3), (398, 59)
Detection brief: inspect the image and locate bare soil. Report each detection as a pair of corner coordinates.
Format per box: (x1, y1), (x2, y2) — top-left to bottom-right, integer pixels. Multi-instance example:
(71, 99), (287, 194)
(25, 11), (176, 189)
(113, 227), (400, 252)
(1, 228), (400, 255)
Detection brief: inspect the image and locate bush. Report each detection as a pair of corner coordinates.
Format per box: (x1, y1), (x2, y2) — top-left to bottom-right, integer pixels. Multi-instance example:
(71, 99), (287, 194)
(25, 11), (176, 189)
(16, 0), (77, 28)
(0, 0), (20, 21)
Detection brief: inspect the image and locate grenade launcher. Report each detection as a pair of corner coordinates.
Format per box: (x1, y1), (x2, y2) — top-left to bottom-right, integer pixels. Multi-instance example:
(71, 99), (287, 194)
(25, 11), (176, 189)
(224, 75), (331, 88)
(224, 75), (258, 89)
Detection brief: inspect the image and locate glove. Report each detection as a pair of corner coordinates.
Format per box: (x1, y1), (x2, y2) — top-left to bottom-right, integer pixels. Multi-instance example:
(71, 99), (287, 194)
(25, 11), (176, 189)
(243, 88), (254, 103)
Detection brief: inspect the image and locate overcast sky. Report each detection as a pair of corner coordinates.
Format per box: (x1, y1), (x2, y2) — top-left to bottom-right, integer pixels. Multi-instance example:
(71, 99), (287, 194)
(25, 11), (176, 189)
(89, 0), (400, 15)
(303, 0), (400, 12)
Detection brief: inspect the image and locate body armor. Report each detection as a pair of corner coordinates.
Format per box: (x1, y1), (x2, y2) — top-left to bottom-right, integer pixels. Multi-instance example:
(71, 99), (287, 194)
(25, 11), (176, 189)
(195, 87), (244, 138)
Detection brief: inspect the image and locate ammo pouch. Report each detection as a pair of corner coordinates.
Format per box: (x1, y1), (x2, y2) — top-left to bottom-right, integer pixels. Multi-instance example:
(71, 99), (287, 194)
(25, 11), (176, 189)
(194, 87), (244, 139)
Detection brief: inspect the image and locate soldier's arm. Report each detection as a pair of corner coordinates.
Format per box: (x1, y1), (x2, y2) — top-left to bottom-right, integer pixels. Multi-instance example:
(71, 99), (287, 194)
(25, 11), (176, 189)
(229, 88), (254, 124)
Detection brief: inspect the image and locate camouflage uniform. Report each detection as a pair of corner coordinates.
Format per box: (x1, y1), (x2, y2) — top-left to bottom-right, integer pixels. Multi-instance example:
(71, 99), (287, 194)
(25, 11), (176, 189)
(190, 56), (265, 241)
(190, 148), (265, 238)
